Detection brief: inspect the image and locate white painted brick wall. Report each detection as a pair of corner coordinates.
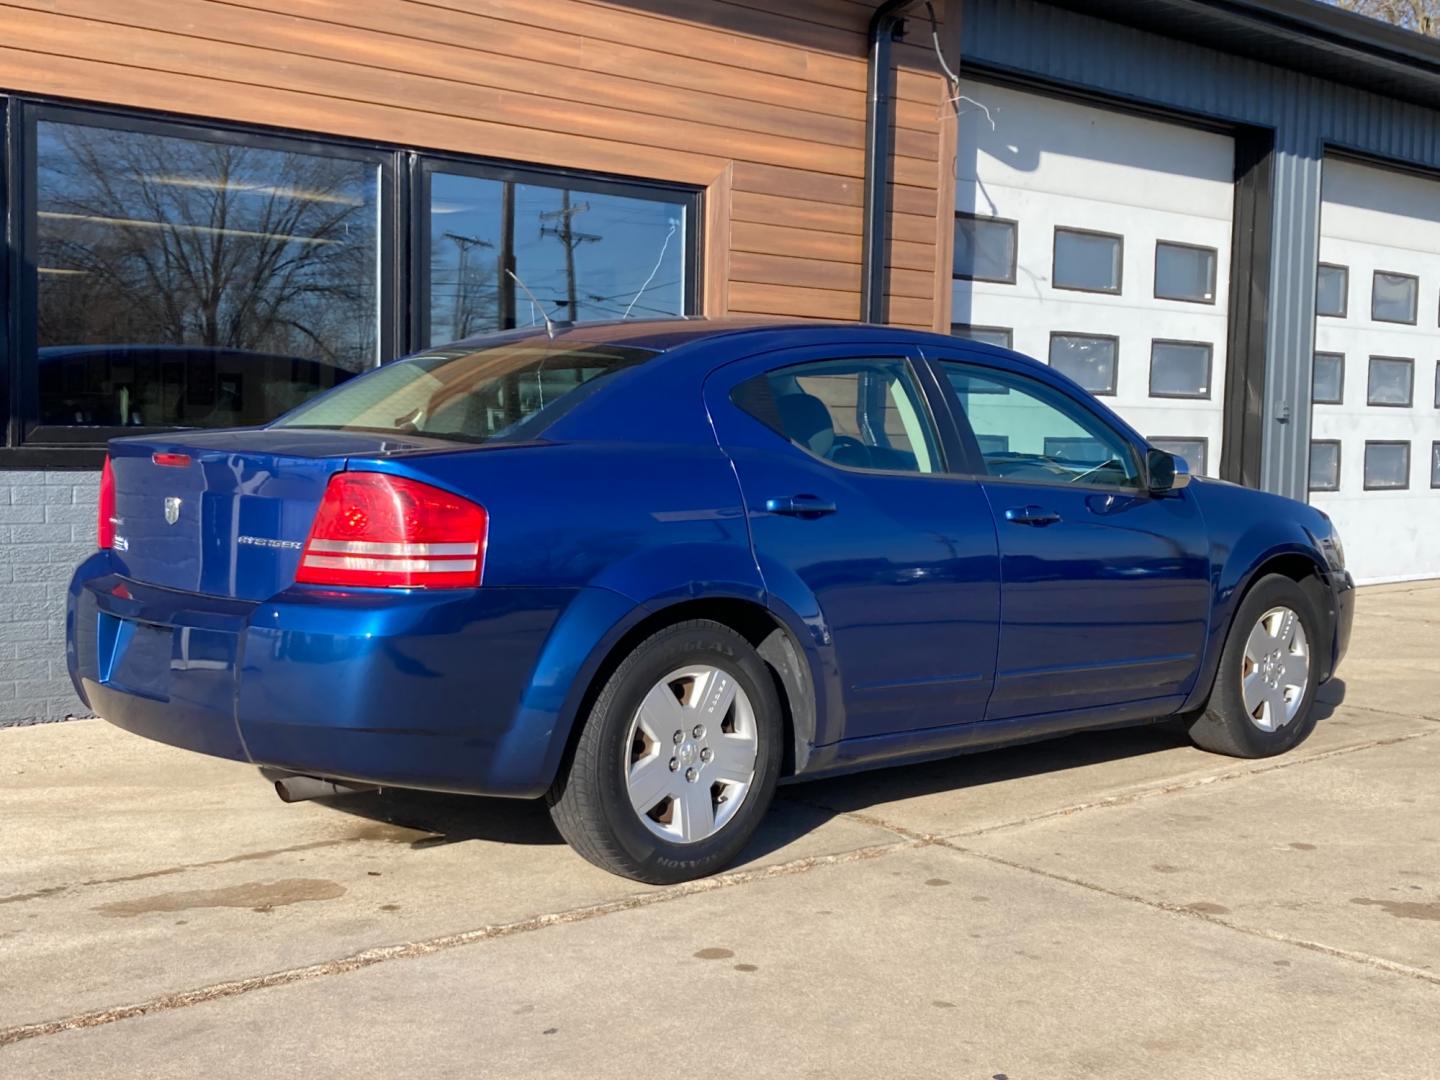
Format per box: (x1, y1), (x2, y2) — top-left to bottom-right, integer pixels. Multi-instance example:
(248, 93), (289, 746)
(0, 470), (100, 726)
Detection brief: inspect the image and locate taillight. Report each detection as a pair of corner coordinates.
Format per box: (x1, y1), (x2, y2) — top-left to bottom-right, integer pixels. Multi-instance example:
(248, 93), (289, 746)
(98, 456), (116, 550)
(295, 472), (487, 589)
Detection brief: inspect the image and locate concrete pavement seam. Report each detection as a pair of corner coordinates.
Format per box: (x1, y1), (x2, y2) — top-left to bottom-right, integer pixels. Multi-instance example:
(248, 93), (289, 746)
(939, 840), (1440, 990)
(0, 837), (918, 1050)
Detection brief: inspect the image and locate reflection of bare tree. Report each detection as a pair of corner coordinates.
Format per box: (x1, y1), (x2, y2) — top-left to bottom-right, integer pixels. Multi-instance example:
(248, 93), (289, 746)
(36, 125), (377, 371)
(440, 232), (498, 340)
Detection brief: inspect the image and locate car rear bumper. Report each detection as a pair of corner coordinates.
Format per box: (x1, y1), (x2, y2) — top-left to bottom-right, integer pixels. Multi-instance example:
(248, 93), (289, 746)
(67, 551), (597, 797)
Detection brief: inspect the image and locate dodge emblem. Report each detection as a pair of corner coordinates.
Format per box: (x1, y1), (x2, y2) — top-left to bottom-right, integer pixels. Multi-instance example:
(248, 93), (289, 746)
(163, 496), (182, 525)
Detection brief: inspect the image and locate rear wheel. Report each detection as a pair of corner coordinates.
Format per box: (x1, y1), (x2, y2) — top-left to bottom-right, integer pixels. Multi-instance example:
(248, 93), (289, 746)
(1188, 574), (1321, 758)
(546, 620), (782, 883)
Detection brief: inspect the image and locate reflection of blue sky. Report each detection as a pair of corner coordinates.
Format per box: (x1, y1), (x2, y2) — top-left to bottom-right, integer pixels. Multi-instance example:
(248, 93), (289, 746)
(429, 172), (686, 342)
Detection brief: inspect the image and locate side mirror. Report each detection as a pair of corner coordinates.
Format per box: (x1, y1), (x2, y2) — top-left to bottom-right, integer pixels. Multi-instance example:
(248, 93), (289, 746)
(1146, 448), (1192, 494)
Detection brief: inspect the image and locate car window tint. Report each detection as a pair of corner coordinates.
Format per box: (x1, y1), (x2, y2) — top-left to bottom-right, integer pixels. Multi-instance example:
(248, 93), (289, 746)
(733, 358), (938, 474)
(940, 361), (1140, 489)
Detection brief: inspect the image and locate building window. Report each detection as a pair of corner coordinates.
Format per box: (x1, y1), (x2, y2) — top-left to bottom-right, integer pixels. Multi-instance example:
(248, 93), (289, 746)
(1363, 441), (1410, 490)
(1371, 270), (1418, 324)
(1149, 437), (1207, 476)
(1312, 352), (1345, 405)
(1148, 340), (1212, 399)
(1308, 440), (1341, 492)
(422, 166), (691, 346)
(1434, 361), (1440, 408)
(951, 325), (1013, 349)
(953, 214), (1016, 283)
(1367, 356), (1414, 407)
(1316, 263), (1348, 318)
(30, 110), (386, 437)
(1049, 333), (1118, 395)
(1154, 242), (1217, 303)
(1052, 227), (1122, 293)
(1432, 442), (1440, 489)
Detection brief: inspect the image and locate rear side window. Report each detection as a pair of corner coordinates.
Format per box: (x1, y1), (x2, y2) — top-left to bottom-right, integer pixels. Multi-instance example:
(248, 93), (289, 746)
(275, 342), (656, 444)
(733, 358), (939, 474)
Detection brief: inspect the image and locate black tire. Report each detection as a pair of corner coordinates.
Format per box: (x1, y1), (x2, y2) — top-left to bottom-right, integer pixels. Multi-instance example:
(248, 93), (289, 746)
(546, 620), (783, 884)
(1187, 574), (1322, 758)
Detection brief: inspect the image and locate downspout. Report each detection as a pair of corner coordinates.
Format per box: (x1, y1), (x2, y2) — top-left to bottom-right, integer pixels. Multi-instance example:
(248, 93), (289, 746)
(861, 0), (918, 324)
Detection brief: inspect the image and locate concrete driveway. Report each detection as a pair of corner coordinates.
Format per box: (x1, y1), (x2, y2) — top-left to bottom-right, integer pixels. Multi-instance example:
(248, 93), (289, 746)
(2, 581), (1437, 1079)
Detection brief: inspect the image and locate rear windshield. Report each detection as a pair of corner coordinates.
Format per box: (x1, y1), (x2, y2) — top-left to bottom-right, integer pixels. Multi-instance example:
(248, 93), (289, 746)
(274, 341), (657, 444)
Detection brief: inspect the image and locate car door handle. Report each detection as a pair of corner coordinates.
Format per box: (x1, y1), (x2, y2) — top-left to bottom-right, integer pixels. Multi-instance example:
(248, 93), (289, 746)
(764, 494), (837, 517)
(1004, 504), (1062, 527)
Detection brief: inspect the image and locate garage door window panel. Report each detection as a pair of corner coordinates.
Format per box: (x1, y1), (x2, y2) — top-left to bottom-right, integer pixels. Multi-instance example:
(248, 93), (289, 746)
(952, 325), (1013, 349)
(1371, 270), (1418, 325)
(954, 214), (1017, 284)
(1052, 228), (1123, 294)
(1149, 437), (1207, 477)
(1367, 356), (1414, 407)
(1363, 441), (1410, 490)
(1309, 440), (1341, 492)
(1312, 352), (1344, 405)
(1434, 362), (1440, 408)
(1316, 263), (1348, 318)
(1149, 340), (1213, 399)
(1049, 333), (1118, 396)
(1154, 242), (1217, 304)
(1432, 442), (1440, 489)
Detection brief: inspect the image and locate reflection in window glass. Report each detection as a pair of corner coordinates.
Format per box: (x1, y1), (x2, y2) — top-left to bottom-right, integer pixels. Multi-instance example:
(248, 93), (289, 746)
(1364, 442), (1409, 490)
(951, 325), (1012, 349)
(1312, 352), (1344, 405)
(1316, 264), (1347, 318)
(427, 172), (686, 345)
(953, 215), (1016, 282)
(1149, 341), (1212, 398)
(1309, 441), (1340, 492)
(1149, 437), (1207, 477)
(1053, 228), (1121, 292)
(1049, 334), (1118, 395)
(941, 362), (1139, 489)
(1368, 356), (1414, 406)
(1372, 271), (1418, 324)
(34, 118), (380, 430)
(1154, 242), (1216, 303)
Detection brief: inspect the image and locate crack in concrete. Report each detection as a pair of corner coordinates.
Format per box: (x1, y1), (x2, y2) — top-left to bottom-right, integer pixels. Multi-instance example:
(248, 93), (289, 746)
(0, 838), (917, 1049)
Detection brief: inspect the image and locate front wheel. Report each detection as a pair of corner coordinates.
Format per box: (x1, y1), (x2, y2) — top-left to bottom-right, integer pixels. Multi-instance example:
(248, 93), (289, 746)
(546, 620), (783, 883)
(1187, 574), (1322, 758)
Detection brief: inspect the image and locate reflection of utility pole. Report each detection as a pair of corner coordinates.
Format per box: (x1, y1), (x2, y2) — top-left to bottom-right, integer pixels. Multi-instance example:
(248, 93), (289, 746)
(444, 232), (492, 338)
(539, 191), (600, 321)
(498, 184), (516, 330)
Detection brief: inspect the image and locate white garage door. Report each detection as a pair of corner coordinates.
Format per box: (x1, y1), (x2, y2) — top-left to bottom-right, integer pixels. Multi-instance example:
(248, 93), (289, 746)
(953, 82), (1235, 478)
(1311, 158), (1440, 585)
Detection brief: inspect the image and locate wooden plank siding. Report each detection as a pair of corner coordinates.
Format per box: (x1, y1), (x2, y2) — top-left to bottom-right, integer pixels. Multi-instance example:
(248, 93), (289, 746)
(0, 0), (954, 329)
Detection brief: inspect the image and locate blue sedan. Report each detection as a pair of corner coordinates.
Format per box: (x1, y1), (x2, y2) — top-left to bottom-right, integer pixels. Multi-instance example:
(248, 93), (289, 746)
(68, 320), (1354, 882)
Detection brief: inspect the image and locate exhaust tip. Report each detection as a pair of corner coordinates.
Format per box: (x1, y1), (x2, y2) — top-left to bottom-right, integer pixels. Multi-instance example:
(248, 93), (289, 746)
(262, 770), (378, 803)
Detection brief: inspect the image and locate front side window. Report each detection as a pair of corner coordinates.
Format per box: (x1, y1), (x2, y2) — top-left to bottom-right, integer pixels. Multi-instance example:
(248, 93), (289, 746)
(1364, 441), (1410, 490)
(733, 358), (939, 474)
(953, 214), (1017, 283)
(940, 361), (1140, 489)
(1149, 436), (1207, 477)
(1316, 263), (1348, 318)
(424, 170), (690, 345)
(1049, 333), (1118, 396)
(276, 341), (655, 444)
(1368, 356), (1414, 406)
(1372, 271), (1418, 324)
(1053, 227), (1122, 293)
(1309, 440), (1340, 492)
(1154, 242), (1217, 303)
(32, 114), (383, 434)
(1312, 352), (1344, 405)
(1149, 340), (1212, 399)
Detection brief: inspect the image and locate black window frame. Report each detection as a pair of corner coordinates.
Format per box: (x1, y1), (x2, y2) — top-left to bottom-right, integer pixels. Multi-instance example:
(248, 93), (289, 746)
(1147, 338), (1214, 400)
(1308, 439), (1341, 492)
(1153, 240), (1218, 305)
(1311, 351), (1345, 405)
(1363, 440), (1410, 491)
(1051, 226), (1124, 295)
(1366, 355), (1415, 408)
(1048, 331), (1120, 397)
(0, 95), (703, 469)
(1315, 262), (1349, 319)
(952, 212), (1017, 285)
(1370, 269), (1419, 325)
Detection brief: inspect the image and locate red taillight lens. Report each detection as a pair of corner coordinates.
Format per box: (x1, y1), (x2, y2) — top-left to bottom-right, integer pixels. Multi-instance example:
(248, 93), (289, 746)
(295, 472), (487, 589)
(98, 456), (116, 550)
(151, 452), (191, 468)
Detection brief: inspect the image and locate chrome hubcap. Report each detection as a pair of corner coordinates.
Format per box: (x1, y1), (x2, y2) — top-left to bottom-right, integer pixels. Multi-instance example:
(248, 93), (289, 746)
(1241, 606), (1310, 732)
(624, 664), (758, 844)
